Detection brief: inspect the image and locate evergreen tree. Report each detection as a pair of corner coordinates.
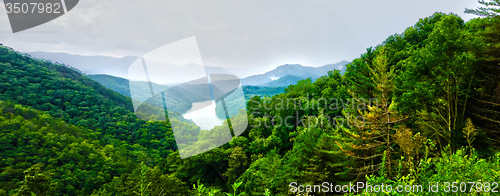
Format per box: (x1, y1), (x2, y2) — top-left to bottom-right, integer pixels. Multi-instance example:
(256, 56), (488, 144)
(465, 0), (500, 17)
(302, 115), (350, 191)
(340, 47), (409, 179)
(466, 2), (500, 147)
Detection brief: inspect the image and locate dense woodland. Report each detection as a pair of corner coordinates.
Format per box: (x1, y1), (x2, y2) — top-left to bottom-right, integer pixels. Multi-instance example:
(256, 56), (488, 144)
(1, 1), (500, 195)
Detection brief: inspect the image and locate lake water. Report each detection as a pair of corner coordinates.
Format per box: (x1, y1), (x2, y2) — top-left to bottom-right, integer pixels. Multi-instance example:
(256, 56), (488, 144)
(182, 100), (225, 130)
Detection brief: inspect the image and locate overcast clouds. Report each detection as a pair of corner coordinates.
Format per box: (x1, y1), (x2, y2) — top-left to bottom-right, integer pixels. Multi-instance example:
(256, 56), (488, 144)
(0, 0), (483, 74)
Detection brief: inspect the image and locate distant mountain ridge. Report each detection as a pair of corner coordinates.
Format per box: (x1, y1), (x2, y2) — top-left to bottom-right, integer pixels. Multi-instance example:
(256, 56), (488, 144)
(25, 51), (235, 82)
(241, 61), (349, 86)
(26, 51), (138, 78)
(88, 74), (286, 115)
(26, 51), (349, 87)
(261, 75), (306, 87)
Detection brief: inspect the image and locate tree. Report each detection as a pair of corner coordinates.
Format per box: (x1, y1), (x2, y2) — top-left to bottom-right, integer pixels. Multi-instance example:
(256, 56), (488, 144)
(462, 118), (479, 149)
(466, 2), (500, 147)
(237, 150), (281, 195)
(134, 163), (151, 196)
(343, 47), (376, 99)
(393, 126), (427, 175)
(395, 14), (477, 151)
(465, 0), (500, 17)
(17, 164), (55, 196)
(340, 47), (410, 179)
(224, 146), (249, 185)
(303, 115), (350, 190)
(91, 164), (189, 196)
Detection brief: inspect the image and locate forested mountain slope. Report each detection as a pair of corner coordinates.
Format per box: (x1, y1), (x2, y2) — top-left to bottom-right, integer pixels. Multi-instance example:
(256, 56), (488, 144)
(0, 45), (185, 149)
(155, 12), (500, 196)
(26, 51), (138, 78)
(0, 45), (196, 195)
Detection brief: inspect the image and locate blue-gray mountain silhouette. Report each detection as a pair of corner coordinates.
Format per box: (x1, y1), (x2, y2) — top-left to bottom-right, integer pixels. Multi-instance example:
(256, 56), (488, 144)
(241, 61), (349, 86)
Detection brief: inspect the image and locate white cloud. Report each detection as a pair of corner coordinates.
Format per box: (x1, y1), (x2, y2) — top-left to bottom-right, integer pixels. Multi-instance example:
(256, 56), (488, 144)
(0, 0), (483, 72)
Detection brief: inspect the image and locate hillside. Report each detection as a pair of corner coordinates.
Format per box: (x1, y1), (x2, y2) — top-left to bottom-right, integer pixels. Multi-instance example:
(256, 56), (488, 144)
(0, 44), (199, 194)
(87, 74), (135, 97)
(87, 74), (286, 117)
(87, 74), (193, 113)
(26, 51), (138, 79)
(0, 44), (196, 145)
(26, 51), (238, 84)
(241, 61), (348, 86)
(242, 85), (286, 99)
(261, 75), (306, 87)
(157, 12), (500, 195)
(214, 85), (287, 119)
(0, 102), (174, 195)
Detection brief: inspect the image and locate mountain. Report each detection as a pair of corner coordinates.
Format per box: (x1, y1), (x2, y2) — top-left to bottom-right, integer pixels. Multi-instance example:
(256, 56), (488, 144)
(223, 66), (266, 78)
(0, 45), (189, 142)
(215, 85), (286, 119)
(26, 51), (138, 78)
(88, 74), (202, 114)
(87, 74), (137, 97)
(261, 75), (306, 87)
(26, 51), (236, 84)
(152, 64), (235, 85)
(241, 61), (349, 86)
(87, 74), (172, 99)
(0, 44), (194, 195)
(242, 86), (287, 99)
(88, 74), (287, 115)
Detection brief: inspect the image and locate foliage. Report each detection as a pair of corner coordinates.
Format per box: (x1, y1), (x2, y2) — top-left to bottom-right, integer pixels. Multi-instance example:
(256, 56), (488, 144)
(0, 102), (139, 195)
(462, 118), (479, 149)
(362, 147), (500, 195)
(193, 179), (221, 196)
(340, 47), (411, 179)
(1, 6), (500, 196)
(465, 0), (500, 17)
(0, 46), (182, 157)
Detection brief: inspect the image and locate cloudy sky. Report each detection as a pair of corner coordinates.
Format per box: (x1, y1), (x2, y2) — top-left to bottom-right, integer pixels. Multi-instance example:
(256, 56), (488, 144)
(0, 0), (482, 75)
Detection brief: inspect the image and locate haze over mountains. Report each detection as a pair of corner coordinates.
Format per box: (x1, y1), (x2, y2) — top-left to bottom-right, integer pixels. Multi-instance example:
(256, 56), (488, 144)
(26, 51), (348, 87)
(27, 51), (236, 84)
(26, 51), (138, 78)
(87, 74), (286, 116)
(241, 61), (349, 86)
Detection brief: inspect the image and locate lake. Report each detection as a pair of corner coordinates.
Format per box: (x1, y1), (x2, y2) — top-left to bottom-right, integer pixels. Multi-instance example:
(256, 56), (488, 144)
(182, 100), (225, 130)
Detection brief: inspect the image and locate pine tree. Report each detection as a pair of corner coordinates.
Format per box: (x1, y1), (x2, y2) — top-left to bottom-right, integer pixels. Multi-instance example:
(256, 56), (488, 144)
(465, 0), (500, 17)
(303, 115), (349, 187)
(466, 2), (500, 147)
(340, 47), (410, 179)
(343, 47), (376, 99)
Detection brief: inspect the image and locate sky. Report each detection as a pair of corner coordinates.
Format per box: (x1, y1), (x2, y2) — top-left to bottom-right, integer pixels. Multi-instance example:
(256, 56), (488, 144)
(0, 0), (483, 75)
